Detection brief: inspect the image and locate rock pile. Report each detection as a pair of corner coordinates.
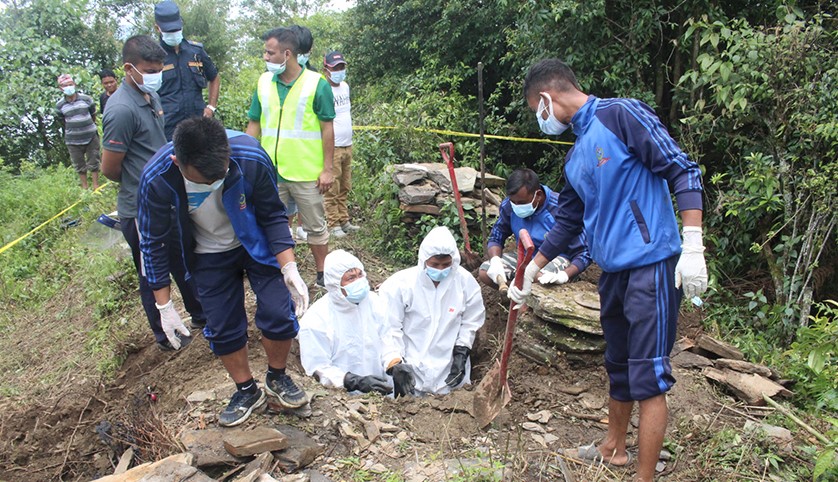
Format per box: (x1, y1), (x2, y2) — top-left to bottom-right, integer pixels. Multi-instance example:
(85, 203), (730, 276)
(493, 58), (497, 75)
(515, 281), (606, 365)
(388, 163), (505, 224)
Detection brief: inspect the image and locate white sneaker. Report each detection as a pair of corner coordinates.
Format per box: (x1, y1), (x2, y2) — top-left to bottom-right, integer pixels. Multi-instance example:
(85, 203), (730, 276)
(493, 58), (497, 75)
(341, 222), (360, 233)
(330, 226), (347, 238)
(295, 226), (308, 241)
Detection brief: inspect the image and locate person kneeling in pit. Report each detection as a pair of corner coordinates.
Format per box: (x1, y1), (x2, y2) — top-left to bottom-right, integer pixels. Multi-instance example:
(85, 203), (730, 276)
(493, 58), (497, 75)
(379, 226), (486, 397)
(138, 117), (310, 427)
(478, 168), (591, 290)
(299, 249), (401, 395)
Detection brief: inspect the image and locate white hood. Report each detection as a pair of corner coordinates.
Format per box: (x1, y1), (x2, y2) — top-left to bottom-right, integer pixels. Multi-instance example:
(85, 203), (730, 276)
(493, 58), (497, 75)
(324, 249), (366, 310)
(417, 226), (461, 271)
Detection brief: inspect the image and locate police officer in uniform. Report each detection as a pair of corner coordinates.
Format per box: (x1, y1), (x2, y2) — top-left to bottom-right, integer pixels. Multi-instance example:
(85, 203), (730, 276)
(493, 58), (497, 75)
(154, 1), (220, 140)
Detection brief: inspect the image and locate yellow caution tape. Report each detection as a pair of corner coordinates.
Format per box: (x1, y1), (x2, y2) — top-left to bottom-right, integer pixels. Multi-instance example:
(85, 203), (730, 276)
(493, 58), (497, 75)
(354, 125), (575, 146)
(0, 181), (111, 255)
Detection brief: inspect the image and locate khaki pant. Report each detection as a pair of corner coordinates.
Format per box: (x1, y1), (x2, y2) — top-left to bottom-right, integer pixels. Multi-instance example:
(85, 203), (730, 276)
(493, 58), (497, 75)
(324, 146), (353, 228)
(278, 181), (329, 245)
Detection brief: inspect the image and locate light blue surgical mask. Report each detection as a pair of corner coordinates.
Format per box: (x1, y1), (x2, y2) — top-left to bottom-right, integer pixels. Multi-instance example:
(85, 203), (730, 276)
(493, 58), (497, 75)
(425, 266), (452, 282)
(297, 53), (310, 66)
(128, 64), (163, 94)
(329, 70), (346, 84)
(342, 276), (370, 304)
(161, 30), (183, 47)
(266, 60), (286, 75)
(62, 86), (76, 96)
(510, 191), (538, 218)
(537, 93), (569, 136)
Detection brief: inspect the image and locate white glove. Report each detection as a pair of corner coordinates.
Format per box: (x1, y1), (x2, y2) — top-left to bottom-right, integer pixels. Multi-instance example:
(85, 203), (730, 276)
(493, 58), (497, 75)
(156, 300), (191, 350)
(281, 262), (310, 317)
(508, 261), (541, 306)
(539, 270), (569, 285)
(674, 226), (708, 299)
(486, 256), (507, 285)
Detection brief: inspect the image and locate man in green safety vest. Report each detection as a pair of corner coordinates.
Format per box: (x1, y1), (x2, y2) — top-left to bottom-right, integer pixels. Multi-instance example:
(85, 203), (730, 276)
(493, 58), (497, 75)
(246, 26), (335, 288)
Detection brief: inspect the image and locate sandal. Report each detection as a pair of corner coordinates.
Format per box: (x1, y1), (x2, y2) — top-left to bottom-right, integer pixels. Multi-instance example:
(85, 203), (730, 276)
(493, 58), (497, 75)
(559, 442), (634, 468)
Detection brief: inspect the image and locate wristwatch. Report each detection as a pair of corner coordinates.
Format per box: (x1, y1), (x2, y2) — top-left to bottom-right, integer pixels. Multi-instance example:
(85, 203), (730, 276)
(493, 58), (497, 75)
(207, 105), (217, 112)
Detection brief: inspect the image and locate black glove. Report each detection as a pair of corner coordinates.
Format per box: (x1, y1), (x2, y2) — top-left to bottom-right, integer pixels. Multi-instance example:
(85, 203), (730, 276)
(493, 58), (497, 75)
(444, 345), (471, 388)
(343, 372), (393, 395)
(388, 362), (416, 398)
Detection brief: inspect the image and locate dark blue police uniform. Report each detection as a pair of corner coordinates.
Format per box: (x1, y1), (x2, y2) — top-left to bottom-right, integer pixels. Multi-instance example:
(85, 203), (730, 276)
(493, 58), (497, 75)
(159, 39), (218, 140)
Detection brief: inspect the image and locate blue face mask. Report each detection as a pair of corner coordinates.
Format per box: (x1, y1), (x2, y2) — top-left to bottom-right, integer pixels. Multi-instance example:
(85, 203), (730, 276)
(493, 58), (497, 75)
(425, 266), (452, 282)
(266, 59), (286, 75)
(329, 69), (346, 84)
(342, 276), (370, 304)
(62, 86), (76, 96)
(297, 53), (310, 66)
(161, 30), (183, 47)
(510, 191), (538, 218)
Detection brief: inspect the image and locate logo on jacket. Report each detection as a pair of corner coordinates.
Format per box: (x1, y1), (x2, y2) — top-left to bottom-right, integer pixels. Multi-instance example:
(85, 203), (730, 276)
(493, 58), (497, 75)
(596, 146), (611, 167)
(239, 193), (246, 210)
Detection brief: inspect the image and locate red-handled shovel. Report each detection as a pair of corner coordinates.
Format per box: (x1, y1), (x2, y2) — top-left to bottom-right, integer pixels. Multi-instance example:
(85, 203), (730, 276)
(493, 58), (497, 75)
(439, 142), (482, 271)
(473, 229), (535, 428)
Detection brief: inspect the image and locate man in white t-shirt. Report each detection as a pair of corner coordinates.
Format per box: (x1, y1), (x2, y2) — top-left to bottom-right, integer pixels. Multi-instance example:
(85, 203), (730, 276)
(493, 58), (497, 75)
(323, 51), (359, 238)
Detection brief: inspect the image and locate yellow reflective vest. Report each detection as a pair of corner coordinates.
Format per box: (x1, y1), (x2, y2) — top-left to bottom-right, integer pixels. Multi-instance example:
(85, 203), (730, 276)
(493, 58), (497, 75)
(257, 69), (324, 182)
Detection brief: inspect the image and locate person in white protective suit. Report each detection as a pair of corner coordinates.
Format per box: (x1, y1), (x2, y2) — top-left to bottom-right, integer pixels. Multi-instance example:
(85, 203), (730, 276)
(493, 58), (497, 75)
(379, 226), (486, 397)
(299, 249), (401, 395)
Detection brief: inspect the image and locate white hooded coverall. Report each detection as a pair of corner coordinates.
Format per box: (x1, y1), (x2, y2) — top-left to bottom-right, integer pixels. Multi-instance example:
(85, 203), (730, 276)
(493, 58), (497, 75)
(379, 226), (486, 394)
(299, 249), (401, 388)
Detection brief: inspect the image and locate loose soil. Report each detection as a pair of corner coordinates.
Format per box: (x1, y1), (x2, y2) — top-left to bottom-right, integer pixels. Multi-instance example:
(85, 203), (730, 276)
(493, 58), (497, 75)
(0, 238), (804, 481)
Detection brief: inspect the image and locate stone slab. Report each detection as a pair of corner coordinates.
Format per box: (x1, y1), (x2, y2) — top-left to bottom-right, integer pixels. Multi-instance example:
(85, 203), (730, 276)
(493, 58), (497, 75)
(391, 169), (427, 187)
(95, 453), (194, 482)
(224, 426), (289, 458)
(714, 358), (773, 378)
(233, 451), (274, 482)
(400, 203), (440, 215)
(672, 350), (713, 369)
(703, 367), (792, 405)
(398, 184), (438, 205)
(181, 428), (246, 467)
(695, 334), (744, 360)
(476, 172), (506, 188)
(529, 283), (602, 335)
(274, 424), (324, 473)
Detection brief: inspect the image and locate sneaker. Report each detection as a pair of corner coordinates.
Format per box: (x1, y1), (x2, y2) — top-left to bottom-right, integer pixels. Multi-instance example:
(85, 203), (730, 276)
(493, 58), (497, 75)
(264, 373), (308, 408)
(341, 222), (360, 233)
(314, 273), (325, 289)
(295, 226), (308, 241)
(330, 226), (347, 238)
(218, 388), (266, 427)
(190, 317), (207, 330)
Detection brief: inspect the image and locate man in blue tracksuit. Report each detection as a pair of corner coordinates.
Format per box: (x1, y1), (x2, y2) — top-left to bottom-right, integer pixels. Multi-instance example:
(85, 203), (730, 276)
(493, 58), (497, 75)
(511, 59), (708, 482)
(478, 168), (591, 289)
(138, 117), (310, 427)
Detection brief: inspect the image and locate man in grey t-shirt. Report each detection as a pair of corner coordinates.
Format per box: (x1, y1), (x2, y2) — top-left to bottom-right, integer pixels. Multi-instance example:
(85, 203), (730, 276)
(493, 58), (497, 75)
(102, 35), (206, 351)
(55, 74), (100, 190)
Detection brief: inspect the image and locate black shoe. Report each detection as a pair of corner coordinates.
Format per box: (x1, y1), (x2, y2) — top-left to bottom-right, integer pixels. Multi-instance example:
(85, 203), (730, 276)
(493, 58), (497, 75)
(264, 374), (308, 408)
(314, 274), (325, 289)
(218, 388), (266, 427)
(190, 317), (207, 330)
(156, 333), (193, 352)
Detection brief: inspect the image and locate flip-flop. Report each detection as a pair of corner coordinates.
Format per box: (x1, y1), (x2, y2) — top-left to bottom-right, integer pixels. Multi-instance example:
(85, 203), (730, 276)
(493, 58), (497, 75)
(559, 442), (634, 468)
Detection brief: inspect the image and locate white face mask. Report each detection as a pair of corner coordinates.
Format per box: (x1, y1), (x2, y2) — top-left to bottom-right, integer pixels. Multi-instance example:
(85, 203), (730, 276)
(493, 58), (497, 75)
(182, 168), (228, 192)
(62, 86), (76, 96)
(297, 53), (310, 66)
(128, 64), (163, 94)
(537, 93), (569, 136)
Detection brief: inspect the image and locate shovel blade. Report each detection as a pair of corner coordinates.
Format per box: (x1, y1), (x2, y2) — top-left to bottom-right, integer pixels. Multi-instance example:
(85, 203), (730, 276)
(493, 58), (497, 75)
(472, 360), (512, 428)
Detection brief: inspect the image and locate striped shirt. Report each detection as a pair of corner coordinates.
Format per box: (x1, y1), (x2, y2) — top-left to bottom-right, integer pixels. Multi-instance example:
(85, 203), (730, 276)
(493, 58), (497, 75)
(55, 93), (97, 145)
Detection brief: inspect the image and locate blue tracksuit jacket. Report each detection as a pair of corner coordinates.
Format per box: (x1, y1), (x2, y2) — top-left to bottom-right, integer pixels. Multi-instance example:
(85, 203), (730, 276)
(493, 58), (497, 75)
(488, 184), (592, 273)
(137, 131), (294, 290)
(540, 96), (703, 272)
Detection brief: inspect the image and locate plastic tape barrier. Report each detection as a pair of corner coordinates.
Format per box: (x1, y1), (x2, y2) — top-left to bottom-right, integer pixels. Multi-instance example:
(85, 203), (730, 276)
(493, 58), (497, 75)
(0, 181), (111, 255)
(353, 125), (575, 146)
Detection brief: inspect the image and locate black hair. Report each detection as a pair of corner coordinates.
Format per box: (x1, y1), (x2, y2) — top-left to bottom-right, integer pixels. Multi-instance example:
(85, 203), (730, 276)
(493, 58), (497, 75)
(172, 117), (230, 181)
(98, 69), (116, 79)
(291, 25), (313, 53)
(506, 168), (540, 197)
(523, 58), (581, 98)
(430, 254), (453, 261)
(262, 27), (300, 55)
(122, 35), (166, 65)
